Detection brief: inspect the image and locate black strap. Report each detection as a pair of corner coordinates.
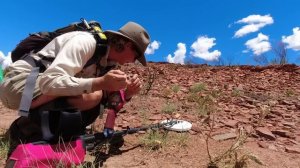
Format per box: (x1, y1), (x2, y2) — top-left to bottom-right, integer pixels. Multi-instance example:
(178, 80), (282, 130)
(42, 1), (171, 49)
(40, 110), (54, 141)
(18, 67), (40, 117)
(40, 109), (83, 142)
(83, 43), (108, 69)
(58, 110), (83, 139)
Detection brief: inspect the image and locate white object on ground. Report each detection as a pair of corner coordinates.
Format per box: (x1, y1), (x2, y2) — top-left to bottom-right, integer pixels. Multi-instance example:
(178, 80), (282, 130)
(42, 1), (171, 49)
(160, 119), (192, 132)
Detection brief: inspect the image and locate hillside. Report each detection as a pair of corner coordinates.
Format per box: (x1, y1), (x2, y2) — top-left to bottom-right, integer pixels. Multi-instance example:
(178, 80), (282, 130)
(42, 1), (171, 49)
(1, 63), (300, 167)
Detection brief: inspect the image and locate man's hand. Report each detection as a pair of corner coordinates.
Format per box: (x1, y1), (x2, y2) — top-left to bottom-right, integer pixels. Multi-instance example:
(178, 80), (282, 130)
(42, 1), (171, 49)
(92, 70), (127, 91)
(125, 74), (142, 100)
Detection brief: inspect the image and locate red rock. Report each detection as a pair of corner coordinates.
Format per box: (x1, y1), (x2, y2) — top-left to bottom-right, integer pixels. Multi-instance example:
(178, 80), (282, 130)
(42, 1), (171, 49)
(289, 139), (300, 145)
(295, 136), (300, 142)
(257, 141), (268, 148)
(257, 86), (266, 90)
(212, 132), (237, 141)
(285, 146), (300, 154)
(282, 122), (296, 127)
(121, 124), (129, 128)
(191, 125), (202, 133)
(170, 79), (178, 83)
(268, 144), (277, 151)
(255, 127), (276, 140)
(249, 109), (260, 115)
(173, 113), (181, 119)
(243, 113), (253, 119)
(149, 115), (162, 121)
(270, 109), (284, 116)
(265, 113), (277, 119)
(224, 107), (231, 112)
(221, 120), (239, 128)
(138, 130), (146, 134)
(189, 130), (198, 135)
(236, 84), (244, 91)
(123, 116), (136, 122)
(235, 117), (250, 123)
(271, 130), (292, 138)
(287, 105), (297, 110)
(281, 100), (294, 106)
(241, 103), (256, 109)
(244, 125), (253, 134)
(180, 88), (189, 93)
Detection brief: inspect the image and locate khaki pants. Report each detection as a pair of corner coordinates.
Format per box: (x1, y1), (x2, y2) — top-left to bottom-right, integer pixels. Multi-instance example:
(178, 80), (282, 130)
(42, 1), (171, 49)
(0, 60), (42, 110)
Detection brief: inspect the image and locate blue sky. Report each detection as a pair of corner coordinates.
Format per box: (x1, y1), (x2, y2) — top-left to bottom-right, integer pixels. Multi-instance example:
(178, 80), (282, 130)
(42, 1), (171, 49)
(1, 0), (300, 68)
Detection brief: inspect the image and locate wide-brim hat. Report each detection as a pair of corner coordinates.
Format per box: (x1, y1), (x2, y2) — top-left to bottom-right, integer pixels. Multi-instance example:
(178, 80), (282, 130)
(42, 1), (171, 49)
(104, 22), (150, 66)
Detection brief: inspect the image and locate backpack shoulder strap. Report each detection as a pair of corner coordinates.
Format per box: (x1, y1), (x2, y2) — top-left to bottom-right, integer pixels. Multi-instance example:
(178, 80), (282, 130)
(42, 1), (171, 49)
(83, 19), (108, 69)
(18, 66), (40, 116)
(83, 42), (107, 69)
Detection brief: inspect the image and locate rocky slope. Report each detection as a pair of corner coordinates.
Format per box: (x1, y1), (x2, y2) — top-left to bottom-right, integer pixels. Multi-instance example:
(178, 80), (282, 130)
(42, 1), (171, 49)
(1, 63), (300, 167)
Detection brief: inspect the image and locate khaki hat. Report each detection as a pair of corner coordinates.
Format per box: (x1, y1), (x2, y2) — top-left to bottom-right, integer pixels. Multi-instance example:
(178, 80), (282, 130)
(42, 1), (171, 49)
(104, 22), (150, 66)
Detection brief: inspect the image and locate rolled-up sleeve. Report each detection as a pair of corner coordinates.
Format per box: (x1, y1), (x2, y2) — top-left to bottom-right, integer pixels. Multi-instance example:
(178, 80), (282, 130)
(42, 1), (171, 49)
(39, 32), (96, 96)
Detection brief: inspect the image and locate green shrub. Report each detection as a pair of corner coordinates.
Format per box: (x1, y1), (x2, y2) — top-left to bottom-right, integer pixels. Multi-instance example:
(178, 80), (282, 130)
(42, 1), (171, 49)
(190, 83), (206, 93)
(161, 102), (177, 114)
(0, 137), (9, 160)
(140, 130), (168, 150)
(171, 84), (181, 93)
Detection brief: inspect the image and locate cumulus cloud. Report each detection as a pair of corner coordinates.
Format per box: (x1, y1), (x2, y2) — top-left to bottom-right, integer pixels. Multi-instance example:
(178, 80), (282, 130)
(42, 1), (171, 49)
(282, 27), (300, 51)
(244, 33), (271, 55)
(190, 36), (221, 61)
(0, 51), (12, 69)
(145, 40), (161, 55)
(234, 14), (274, 38)
(166, 43), (186, 64)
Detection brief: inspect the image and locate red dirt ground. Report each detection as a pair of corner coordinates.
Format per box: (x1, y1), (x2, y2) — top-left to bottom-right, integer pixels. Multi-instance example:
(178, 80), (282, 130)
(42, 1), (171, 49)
(1, 62), (300, 167)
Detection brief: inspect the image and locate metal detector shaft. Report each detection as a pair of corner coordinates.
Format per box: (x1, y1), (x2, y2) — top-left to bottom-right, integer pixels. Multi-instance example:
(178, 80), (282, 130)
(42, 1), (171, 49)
(83, 120), (177, 150)
(113, 119), (178, 136)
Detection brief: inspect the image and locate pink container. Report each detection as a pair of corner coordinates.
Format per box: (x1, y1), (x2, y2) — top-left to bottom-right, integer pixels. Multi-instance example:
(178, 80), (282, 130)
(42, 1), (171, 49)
(8, 139), (86, 168)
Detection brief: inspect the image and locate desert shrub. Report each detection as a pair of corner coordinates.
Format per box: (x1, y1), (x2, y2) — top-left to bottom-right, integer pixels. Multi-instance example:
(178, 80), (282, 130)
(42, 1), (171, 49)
(0, 137), (9, 159)
(161, 102), (177, 114)
(190, 83), (206, 93)
(196, 95), (216, 116)
(162, 88), (173, 98)
(140, 130), (168, 150)
(171, 84), (181, 93)
(285, 89), (294, 97)
(231, 88), (242, 97)
(141, 67), (157, 95)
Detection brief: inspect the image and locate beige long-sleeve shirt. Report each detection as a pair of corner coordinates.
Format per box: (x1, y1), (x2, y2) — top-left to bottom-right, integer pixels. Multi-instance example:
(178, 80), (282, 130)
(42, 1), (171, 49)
(0, 31), (112, 109)
(37, 31), (110, 96)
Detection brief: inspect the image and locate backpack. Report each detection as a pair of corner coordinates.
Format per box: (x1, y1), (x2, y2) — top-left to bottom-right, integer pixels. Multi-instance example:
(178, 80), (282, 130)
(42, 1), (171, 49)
(16, 19), (112, 142)
(11, 18), (108, 70)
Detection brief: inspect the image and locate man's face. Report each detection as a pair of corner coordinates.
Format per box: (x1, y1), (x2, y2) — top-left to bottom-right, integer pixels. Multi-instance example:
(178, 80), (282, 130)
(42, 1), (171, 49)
(108, 37), (138, 65)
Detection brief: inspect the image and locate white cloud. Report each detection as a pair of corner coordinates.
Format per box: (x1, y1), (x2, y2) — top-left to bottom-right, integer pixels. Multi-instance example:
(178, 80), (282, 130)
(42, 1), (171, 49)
(145, 40), (161, 55)
(190, 36), (221, 61)
(234, 14), (274, 38)
(236, 14), (274, 24)
(167, 43), (186, 64)
(244, 33), (271, 55)
(0, 51), (12, 69)
(282, 27), (300, 51)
